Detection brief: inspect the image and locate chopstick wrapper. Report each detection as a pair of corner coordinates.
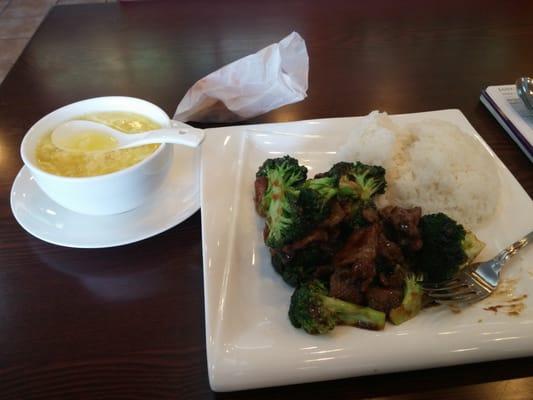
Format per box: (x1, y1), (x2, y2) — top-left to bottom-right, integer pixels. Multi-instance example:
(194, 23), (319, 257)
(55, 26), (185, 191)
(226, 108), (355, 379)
(173, 32), (309, 123)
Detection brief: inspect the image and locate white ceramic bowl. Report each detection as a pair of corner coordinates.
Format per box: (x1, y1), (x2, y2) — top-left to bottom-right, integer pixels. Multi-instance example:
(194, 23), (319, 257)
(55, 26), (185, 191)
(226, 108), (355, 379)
(20, 97), (173, 215)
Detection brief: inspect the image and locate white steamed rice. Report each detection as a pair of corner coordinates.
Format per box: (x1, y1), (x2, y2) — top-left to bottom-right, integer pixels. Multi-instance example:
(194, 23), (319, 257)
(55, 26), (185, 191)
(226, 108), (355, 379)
(337, 112), (500, 228)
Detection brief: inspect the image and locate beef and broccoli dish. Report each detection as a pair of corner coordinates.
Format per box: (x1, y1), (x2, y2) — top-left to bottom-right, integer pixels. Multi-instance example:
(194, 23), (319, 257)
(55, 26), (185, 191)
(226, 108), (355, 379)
(253, 155), (485, 334)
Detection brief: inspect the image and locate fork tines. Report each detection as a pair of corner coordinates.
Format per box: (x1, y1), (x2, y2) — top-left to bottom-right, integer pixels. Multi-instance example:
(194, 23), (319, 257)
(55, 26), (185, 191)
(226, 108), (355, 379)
(423, 278), (490, 305)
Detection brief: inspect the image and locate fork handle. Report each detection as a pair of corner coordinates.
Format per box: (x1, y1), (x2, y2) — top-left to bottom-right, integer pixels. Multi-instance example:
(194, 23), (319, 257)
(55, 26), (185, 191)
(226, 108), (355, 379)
(493, 230), (533, 274)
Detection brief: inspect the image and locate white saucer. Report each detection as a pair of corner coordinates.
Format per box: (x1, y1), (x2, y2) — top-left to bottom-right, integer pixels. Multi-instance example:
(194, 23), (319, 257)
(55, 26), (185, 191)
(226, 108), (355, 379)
(10, 145), (200, 248)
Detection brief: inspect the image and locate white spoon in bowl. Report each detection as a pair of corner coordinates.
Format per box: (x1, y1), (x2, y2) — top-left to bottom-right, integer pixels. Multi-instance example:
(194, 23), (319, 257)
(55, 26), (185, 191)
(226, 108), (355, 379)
(51, 119), (205, 152)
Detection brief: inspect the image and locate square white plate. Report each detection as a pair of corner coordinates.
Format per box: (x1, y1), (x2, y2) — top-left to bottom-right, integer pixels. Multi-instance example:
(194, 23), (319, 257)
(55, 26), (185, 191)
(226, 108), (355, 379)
(200, 110), (533, 392)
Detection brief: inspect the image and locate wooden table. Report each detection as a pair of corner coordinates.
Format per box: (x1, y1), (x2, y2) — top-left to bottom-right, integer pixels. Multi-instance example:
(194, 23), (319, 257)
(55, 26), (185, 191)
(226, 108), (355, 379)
(1, 0), (532, 398)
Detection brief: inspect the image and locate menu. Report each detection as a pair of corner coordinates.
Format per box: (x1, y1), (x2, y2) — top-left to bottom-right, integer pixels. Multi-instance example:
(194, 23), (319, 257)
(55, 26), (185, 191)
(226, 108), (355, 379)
(480, 85), (533, 162)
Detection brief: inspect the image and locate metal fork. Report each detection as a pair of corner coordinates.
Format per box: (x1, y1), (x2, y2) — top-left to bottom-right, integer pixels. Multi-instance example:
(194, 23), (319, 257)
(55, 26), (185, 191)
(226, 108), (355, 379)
(423, 230), (533, 305)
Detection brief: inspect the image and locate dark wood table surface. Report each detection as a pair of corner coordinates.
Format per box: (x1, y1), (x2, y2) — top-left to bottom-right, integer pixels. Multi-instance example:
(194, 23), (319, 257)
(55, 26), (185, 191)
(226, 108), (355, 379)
(1, 0), (532, 398)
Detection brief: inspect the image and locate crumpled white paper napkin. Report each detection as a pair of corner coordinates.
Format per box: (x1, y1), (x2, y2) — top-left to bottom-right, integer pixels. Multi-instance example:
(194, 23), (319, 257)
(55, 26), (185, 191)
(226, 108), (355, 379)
(173, 32), (309, 123)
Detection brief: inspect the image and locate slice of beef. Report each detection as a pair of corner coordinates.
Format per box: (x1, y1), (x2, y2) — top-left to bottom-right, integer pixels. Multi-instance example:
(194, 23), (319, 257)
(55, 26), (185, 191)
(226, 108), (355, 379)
(333, 224), (379, 270)
(254, 176), (268, 216)
(378, 265), (406, 288)
(263, 225), (270, 242)
(329, 266), (365, 304)
(380, 206), (423, 251)
(362, 207), (380, 223)
(313, 264), (335, 281)
(319, 200), (345, 228)
(329, 224), (380, 303)
(366, 286), (403, 313)
(337, 201), (378, 225)
(338, 200), (353, 217)
(352, 261), (376, 293)
(282, 229), (329, 253)
(378, 232), (404, 264)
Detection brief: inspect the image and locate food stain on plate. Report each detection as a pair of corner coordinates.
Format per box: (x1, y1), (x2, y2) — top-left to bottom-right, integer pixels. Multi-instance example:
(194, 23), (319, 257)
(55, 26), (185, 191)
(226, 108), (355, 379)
(448, 304), (462, 314)
(482, 278), (528, 316)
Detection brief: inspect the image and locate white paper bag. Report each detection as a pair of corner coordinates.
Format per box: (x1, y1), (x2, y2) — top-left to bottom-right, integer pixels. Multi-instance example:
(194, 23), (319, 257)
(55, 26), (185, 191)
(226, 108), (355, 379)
(173, 32), (309, 123)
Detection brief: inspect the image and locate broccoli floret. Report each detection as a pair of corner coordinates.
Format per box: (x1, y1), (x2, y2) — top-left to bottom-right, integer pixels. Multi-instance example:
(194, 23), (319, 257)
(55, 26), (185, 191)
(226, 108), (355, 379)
(271, 245), (333, 287)
(299, 176), (338, 224)
(325, 161), (386, 202)
(463, 230), (487, 263)
(288, 280), (386, 334)
(256, 155), (307, 212)
(389, 275), (423, 325)
(310, 161), (385, 235)
(256, 156), (308, 249)
(416, 213), (485, 282)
